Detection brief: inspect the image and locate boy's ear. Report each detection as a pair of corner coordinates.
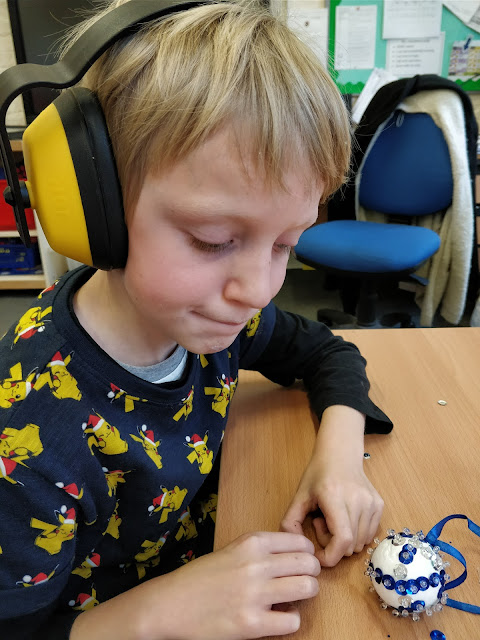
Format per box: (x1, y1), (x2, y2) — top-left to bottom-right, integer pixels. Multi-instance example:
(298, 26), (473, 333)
(22, 87), (128, 270)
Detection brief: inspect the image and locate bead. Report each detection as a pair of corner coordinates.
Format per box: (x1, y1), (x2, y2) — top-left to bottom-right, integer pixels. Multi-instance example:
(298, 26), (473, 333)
(363, 452), (371, 459)
(417, 530), (425, 540)
(398, 596), (411, 608)
(387, 529), (395, 537)
(433, 603), (443, 612)
(441, 592), (448, 604)
(380, 602), (388, 609)
(430, 632), (446, 640)
(399, 549), (414, 564)
(425, 606), (433, 616)
(395, 580), (407, 595)
(367, 547), (373, 555)
(393, 534), (404, 546)
(406, 579), (419, 594)
(437, 400), (447, 405)
(429, 573), (441, 587)
(413, 601), (425, 612)
(392, 609), (400, 617)
(373, 537), (380, 545)
(382, 575), (395, 590)
(393, 564), (408, 579)
(402, 527), (412, 536)
(401, 609), (409, 617)
(412, 612), (420, 621)
(417, 576), (430, 591)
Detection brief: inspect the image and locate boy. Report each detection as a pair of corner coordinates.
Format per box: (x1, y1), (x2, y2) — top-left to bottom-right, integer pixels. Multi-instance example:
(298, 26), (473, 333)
(0, 1), (392, 638)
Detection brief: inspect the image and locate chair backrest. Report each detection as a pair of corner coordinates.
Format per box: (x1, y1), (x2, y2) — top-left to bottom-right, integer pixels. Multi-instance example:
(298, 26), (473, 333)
(358, 110), (453, 216)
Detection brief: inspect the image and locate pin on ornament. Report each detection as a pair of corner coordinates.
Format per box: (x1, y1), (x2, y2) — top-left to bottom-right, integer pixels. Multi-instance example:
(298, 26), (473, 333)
(365, 528), (450, 620)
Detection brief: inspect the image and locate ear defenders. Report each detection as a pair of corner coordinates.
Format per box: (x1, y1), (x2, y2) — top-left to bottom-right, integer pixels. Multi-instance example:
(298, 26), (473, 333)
(0, 0), (206, 270)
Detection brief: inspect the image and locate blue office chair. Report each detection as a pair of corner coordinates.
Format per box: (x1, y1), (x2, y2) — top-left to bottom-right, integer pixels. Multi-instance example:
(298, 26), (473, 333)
(294, 110), (453, 327)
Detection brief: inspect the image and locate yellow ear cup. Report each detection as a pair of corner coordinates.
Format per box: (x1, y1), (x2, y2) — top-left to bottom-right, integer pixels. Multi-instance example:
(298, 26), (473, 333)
(22, 102), (93, 266)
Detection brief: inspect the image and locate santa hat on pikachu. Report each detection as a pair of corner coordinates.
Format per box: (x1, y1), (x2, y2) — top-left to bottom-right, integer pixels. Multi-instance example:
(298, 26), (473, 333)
(185, 434), (205, 448)
(21, 572), (49, 586)
(59, 505), (76, 524)
(85, 552), (101, 568)
(69, 592), (95, 610)
(107, 383), (122, 399)
(141, 424), (155, 446)
(49, 352), (65, 367)
(82, 414), (104, 432)
(55, 482), (82, 500)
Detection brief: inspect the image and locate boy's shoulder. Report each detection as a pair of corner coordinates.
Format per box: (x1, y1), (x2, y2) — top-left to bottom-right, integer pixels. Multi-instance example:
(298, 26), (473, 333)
(0, 267), (90, 416)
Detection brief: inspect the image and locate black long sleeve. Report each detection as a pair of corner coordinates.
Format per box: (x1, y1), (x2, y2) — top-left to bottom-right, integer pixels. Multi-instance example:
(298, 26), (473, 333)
(245, 306), (393, 434)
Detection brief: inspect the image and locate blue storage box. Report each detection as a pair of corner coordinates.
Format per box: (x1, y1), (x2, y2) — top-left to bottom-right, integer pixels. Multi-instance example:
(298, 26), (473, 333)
(0, 238), (41, 274)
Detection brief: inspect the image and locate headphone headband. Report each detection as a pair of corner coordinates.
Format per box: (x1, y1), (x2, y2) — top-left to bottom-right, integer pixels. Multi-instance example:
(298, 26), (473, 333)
(0, 0), (206, 247)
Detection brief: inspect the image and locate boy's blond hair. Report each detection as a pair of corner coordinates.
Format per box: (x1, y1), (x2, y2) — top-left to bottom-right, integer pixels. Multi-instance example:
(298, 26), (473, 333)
(65, 0), (351, 213)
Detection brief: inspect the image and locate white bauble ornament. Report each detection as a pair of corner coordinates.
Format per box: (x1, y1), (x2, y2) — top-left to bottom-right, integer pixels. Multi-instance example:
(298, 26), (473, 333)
(365, 528), (450, 619)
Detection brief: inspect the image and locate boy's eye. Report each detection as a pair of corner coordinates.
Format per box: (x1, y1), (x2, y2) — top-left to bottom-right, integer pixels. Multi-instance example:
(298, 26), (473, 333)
(190, 237), (233, 253)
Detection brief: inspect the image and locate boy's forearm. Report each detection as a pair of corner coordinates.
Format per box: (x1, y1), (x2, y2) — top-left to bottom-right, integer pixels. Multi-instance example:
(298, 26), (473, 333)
(69, 577), (168, 640)
(312, 404), (366, 462)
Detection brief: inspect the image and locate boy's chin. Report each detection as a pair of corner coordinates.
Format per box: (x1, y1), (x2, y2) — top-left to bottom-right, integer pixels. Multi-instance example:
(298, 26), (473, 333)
(189, 334), (240, 355)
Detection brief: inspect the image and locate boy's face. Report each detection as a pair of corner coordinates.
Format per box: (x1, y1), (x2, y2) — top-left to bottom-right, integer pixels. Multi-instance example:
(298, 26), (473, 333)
(122, 127), (322, 356)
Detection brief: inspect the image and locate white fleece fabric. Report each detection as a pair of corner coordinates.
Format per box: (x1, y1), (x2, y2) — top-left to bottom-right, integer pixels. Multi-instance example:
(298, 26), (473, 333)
(356, 90), (473, 327)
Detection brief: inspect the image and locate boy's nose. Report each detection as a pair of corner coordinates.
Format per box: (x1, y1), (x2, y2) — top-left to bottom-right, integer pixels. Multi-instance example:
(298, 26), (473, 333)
(224, 251), (275, 310)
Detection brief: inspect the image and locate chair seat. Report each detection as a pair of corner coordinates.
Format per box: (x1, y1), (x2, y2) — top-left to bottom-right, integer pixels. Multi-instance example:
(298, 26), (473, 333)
(295, 220), (441, 274)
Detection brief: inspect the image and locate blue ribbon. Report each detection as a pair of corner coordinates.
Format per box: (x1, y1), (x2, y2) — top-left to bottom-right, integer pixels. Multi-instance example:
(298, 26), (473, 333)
(425, 514), (480, 614)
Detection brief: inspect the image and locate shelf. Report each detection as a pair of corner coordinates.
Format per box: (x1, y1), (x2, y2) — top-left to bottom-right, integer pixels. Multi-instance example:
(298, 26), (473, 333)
(0, 229), (37, 238)
(0, 273), (45, 290)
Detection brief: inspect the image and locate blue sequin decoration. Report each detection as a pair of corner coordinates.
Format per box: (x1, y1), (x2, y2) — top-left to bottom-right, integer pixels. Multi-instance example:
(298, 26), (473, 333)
(375, 567), (383, 584)
(395, 580), (407, 595)
(382, 575), (395, 590)
(429, 573), (441, 587)
(417, 576), (429, 591)
(402, 543), (416, 555)
(430, 631), (446, 640)
(412, 600), (426, 611)
(399, 549), (414, 564)
(406, 579), (419, 594)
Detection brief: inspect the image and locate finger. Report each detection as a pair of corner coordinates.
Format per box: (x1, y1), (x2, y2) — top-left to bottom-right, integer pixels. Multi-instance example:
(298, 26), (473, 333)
(366, 499), (384, 543)
(239, 531), (315, 556)
(265, 575), (319, 605)
(315, 507), (354, 567)
(280, 500), (310, 536)
(261, 606), (301, 637)
(266, 551), (321, 579)
(312, 516), (332, 549)
(354, 510), (372, 553)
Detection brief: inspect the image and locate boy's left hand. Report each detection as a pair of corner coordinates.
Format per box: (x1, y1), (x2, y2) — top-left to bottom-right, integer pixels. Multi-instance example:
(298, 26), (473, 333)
(280, 405), (384, 567)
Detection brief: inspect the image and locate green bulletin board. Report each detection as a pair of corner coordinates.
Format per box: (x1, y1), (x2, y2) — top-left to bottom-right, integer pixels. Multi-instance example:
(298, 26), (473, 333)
(328, 0), (480, 93)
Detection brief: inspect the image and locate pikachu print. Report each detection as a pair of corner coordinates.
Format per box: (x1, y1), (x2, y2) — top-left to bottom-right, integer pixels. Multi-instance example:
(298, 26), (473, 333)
(104, 500), (122, 539)
(245, 310), (261, 337)
(34, 351), (82, 400)
(175, 509), (198, 541)
(0, 363), (36, 410)
(72, 552), (101, 579)
(184, 432), (213, 475)
(173, 386), (194, 421)
(69, 588), (99, 611)
(30, 505), (76, 555)
(102, 467), (130, 497)
(0, 423), (43, 485)
(130, 424), (162, 469)
(148, 485), (188, 524)
(16, 566), (59, 587)
(82, 413), (129, 455)
(204, 374), (237, 418)
(13, 306), (52, 345)
(107, 383), (147, 413)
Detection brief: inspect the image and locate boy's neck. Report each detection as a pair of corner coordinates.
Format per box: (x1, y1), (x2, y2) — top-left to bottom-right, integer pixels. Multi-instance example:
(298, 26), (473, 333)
(73, 270), (178, 366)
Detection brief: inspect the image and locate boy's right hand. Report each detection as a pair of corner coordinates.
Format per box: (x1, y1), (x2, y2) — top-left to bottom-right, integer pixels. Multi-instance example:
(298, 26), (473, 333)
(71, 531), (320, 640)
(156, 531), (320, 640)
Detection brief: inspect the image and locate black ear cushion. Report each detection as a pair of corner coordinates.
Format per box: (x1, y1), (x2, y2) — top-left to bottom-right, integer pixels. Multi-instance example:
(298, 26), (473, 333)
(54, 87), (128, 270)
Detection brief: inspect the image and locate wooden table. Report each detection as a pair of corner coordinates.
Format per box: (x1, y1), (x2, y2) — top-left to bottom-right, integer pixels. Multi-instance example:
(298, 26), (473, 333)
(215, 328), (480, 639)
